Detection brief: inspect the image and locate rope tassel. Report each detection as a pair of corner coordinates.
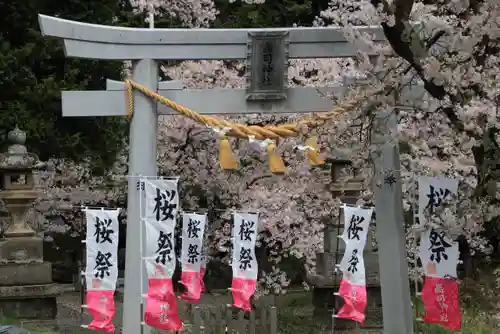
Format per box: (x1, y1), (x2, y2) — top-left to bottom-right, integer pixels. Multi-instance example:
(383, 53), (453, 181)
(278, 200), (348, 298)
(219, 136), (238, 170)
(304, 136), (325, 166)
(266, 143), (286, 174)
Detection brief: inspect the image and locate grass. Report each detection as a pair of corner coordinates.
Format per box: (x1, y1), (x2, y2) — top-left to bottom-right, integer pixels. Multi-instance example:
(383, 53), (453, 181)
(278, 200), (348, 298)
(414, 297), (500, 334)
(415, 274), (500, 334)
(277, 291), (333, 333)
(416, 307), (500, 333)
(0, 317), (94, 333)
(2, 284), (500, 333)
(0, 317), (53, 332)
(275, 290), (500, 334)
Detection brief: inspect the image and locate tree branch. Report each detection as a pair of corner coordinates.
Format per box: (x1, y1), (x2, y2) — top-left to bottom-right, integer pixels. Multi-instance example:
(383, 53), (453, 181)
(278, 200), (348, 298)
(394, 0), (415, 21)
(371, 0), (449, 100)
(368, 0), (493, 140)
(174, 127), (195, 165)
(246, 174), (273, 189)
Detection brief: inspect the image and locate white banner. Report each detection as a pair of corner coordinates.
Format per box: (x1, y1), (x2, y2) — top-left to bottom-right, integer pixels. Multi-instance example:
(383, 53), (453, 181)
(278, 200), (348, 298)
(339, 242), (367, 285)
(84, 208), (120, 291)
(338, 205), (373, 285)
(340, 205), (373, 245)
(418, 176), (458, 226)
(419, 228), (459, 278)
(143, 178), (179, 279)
(231, 213), (259, 280)
(143, 178), (179, 222)
(181, 213), (207, 273)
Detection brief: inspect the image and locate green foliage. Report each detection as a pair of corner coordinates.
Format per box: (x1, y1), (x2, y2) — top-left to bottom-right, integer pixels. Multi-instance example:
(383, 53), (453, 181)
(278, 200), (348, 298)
(0, 0), (129, 171)
(0, 0), (330, 173)
(214, 0), (330, 28)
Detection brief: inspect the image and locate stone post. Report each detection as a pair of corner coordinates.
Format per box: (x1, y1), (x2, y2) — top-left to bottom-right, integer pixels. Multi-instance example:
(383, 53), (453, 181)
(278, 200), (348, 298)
(0, 127), (58, 321)
(311, 158), (383, 331)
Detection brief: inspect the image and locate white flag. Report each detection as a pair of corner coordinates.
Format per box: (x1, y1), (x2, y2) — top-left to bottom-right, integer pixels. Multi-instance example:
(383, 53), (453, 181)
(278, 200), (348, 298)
(419, 228), (459, 278)
(143, 178), (179, 279)
(84, 208), (120, 291)
(181, 213), (207, 273)
(418, 176), (458, 226)
(143, 178), (179, 222)
(338, 205), (373, 285)
(231, 213), (259, 280)
(340, 205), (373, 245)
(339, 242), (366, 285)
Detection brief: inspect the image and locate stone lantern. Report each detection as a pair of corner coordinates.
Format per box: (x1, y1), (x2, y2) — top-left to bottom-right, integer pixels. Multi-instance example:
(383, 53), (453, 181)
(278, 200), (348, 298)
(0, 126), (40, 238)
(328, 149), (363, 197)
(310, 153), (383, 331)
(0, 127), (58, 322)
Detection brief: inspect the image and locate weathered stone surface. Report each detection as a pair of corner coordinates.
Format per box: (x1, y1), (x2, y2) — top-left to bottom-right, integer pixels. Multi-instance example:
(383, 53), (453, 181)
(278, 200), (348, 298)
(0, 325), (45, 334)
(313, 243), (383, 329)
(0, 284), (59, 320)
(0, 262), (52, 286)
(313, 286), (383, 329)
(0, 296), (57, 320)
(312, 179), (383, 330)
(0, 283), (61, 298)
(0, 237), (43, 263)
(18, 320), (58, 332)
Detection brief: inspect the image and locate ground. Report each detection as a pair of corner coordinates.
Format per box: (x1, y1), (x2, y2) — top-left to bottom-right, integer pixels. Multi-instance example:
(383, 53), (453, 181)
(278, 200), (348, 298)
(0, 282), (499, 333)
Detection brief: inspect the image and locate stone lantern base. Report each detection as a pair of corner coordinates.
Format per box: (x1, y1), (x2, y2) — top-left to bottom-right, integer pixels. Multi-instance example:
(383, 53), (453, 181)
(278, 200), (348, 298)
(312, 251), (383, 331)
(0, 126), (59, 322)
(0, 236), (59, 320)
(310, 180), (383, 331)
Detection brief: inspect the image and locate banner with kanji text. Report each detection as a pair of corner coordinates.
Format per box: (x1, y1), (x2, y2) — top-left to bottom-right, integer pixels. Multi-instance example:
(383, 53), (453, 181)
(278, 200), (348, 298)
(142, 178), (182, 331)
(84, 208), (120, 333)
(231, 212), (259, 312)
(335, 205), (373, 324)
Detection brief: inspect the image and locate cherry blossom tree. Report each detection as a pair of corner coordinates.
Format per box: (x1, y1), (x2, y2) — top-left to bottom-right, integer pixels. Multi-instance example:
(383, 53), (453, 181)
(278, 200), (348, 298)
(314, 0), (499, 272)
(159, 0), (500, 286)
(34, 0), (500, 292)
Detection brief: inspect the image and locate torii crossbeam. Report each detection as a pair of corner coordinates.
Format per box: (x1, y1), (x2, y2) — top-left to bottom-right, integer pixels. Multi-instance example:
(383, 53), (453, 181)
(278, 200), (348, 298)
(38, 14), (415, 334)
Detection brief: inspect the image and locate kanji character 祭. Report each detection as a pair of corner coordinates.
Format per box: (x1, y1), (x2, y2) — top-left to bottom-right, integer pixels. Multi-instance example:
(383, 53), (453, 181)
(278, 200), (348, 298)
(347, 249), (359, 274)
(155, 231), (174, 265)
(186, 244), (200, 264)
(428, 229), (452, 263)
(94, 251), (113, 279)
(238, 247), (253, 270)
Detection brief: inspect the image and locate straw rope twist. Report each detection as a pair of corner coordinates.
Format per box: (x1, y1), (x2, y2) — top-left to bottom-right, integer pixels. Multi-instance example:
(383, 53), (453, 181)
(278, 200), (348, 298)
(124, 79), (377, 140)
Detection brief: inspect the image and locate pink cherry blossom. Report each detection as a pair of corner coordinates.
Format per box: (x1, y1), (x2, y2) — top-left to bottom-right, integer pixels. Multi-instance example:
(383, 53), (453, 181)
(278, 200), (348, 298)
(34, 0), (500, 292)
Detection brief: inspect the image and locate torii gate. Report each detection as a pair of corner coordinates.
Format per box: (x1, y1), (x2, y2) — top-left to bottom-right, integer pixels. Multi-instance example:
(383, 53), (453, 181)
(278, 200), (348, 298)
(38, 14), (416, 334)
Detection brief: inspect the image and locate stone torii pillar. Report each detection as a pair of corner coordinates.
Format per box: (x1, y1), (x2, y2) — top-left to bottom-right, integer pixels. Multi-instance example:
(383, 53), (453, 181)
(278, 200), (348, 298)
(37, 14), (416, 334)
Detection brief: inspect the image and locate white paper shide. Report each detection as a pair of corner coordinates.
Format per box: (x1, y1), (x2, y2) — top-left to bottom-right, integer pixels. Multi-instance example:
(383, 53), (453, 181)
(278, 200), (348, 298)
(181, 213), (207, 272)
(231, 213), (259, 280)
(85, 209), (120, 291)
(338, 205), (373, 285)
(143, 178), (180, 279)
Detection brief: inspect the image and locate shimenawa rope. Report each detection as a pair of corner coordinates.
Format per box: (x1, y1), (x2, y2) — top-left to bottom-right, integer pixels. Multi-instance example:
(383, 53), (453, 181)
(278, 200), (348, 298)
(124, 79), (378, 173)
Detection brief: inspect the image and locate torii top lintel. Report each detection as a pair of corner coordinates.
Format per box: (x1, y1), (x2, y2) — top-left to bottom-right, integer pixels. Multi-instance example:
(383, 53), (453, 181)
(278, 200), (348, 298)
(38, 14), (385, 60)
